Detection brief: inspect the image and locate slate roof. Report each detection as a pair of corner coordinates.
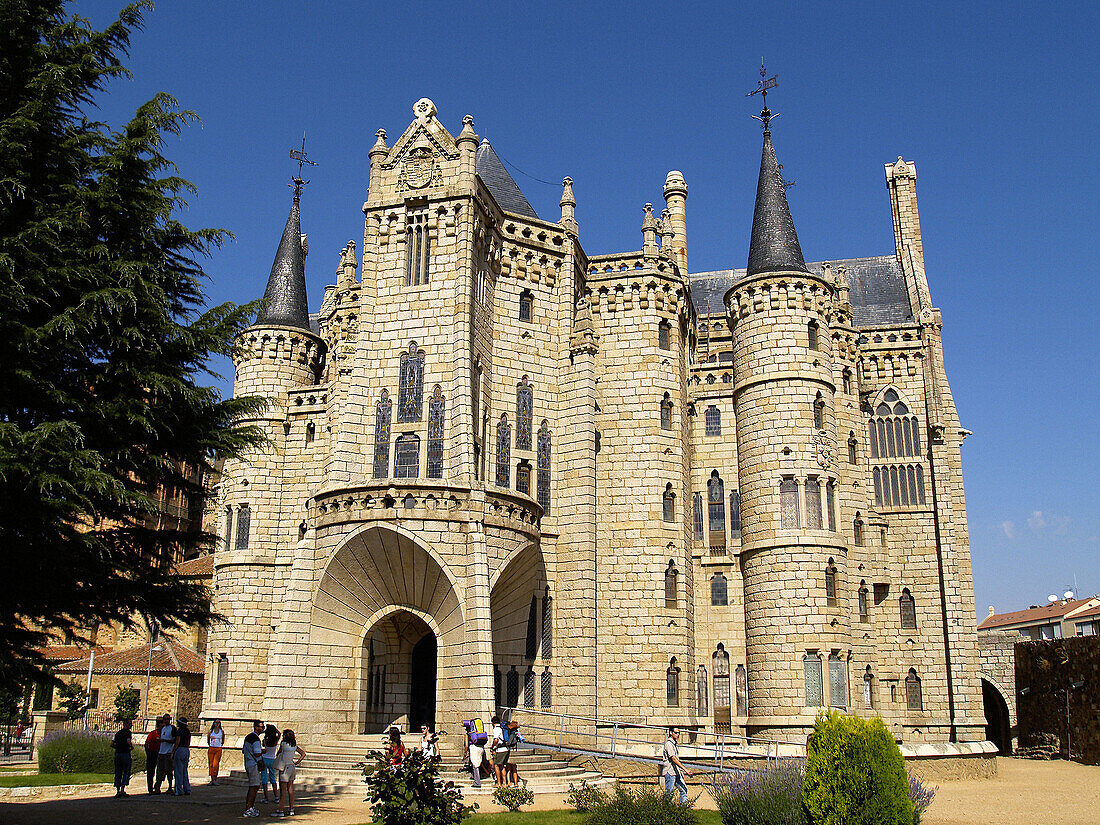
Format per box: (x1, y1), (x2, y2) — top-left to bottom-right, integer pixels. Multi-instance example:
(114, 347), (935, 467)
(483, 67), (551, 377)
(256, 189), (311, 329)
(476, 140), (539, 220)
(977, 597), (1095, 631)
(746, 130), (809, 276)
(55, 638), (204, 676)
(690, 255), (913, 328)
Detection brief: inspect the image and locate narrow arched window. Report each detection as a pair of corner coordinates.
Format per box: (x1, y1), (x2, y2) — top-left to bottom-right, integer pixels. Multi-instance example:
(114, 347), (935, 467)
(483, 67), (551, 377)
(658, 321), (671, 350)
(373, 390), (392, 479)
(405, 208), (431, 286)
(664, 561), (678, 608)
(235, 504), (250, 552)
(705, 405), (721, 436)
(697, 666), (709, 716)
(215, 654), (228, 703)
(710, 573), (728, 606)
(806, 477), (822, 529)
(842, 368), (852, 394)
(826, 481), (837, 532)
(713, 645), (731, 731)
(853, 513), (864, 546)
(848, 432), (857, 464)
(813, 393), (825, 429)
(305, 421), (315, 443)
(523, 667), (536, 708)
(662, 483), (675, 522)
(824, 558), (837, 606)
(518, 290), (533, 322)
(494, 667), (502, 709)
(537, 421), (551, 513)
(735, 664), (748, 717)
(427, 386), (445, 479)
(781, 478), (800, 529)
(525, 595), (538, 660)
(829, 653), (847, 709)
(398, 342), (425, 423)
(900, 588), (917, 629)
(863, 666), (874, 709)
(541, 668), (552, 708)
(666, 657), (680, 706)
(692, 493), (704, 541)
(708, 471), (726, 549)
(807, 321), (819, 350)
(506, 666), (519, 708)
(515, 461), (531, 495)
(730, 489), (741, 536)
(516, 378), (533, 450)
(661, 393), (673, 430)
(394, 434), (420, 478)
(496, 415), (511, 487)
(541, 587), (552, 658)
(906, 668), (922, 711)
(223, 506), (234, 551)
(804, 652), (824, 707)
(858, 581), (869, 622)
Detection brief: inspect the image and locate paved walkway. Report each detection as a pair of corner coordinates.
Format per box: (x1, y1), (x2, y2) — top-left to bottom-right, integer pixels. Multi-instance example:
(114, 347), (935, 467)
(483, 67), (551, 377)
(0, 758), (1097, 824)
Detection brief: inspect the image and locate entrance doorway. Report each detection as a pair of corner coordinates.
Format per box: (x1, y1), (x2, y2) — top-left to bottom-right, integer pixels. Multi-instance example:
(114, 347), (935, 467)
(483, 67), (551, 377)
(409, 633), (437, 731)
(982, 678), (1012, 754)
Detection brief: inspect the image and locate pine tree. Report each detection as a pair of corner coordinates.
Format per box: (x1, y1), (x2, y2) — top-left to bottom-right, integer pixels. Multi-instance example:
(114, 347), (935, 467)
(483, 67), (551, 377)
(0, 1), (265, 675)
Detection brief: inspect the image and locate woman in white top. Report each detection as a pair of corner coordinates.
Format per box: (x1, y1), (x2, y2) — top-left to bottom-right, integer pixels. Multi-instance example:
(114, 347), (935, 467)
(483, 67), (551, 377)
(419, 725), (438, 761)
(272, 729), (305, 818)
(206, 720), (224, 785)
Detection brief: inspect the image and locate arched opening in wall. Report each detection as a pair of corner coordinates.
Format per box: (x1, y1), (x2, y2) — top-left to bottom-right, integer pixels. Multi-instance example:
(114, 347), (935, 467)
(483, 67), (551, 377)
(982, 678), (1012, 755)
(409, 633), (437, 731)
(360, 610), (440, 735)
(491, 541), (548, 710)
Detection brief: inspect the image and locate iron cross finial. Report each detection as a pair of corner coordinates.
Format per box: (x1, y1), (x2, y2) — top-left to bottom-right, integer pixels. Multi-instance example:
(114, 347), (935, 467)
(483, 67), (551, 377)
(747, 60), (779, 130)
(289, 133), (318, 195)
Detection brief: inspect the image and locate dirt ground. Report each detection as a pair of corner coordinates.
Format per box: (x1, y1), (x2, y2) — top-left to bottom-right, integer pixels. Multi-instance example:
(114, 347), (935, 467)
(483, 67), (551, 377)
(0, 757), (1096, 825)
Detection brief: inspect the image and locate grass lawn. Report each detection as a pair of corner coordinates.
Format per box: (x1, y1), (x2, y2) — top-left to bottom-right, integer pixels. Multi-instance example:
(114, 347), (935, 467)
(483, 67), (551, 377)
(0, 773), (113, 787)
(468, 812), (722, 824)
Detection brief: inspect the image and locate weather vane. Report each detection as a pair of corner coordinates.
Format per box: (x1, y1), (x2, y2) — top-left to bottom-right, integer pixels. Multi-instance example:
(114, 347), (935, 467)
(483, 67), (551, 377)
(289, 133), (317, 194)
(747, 60), (779, 130)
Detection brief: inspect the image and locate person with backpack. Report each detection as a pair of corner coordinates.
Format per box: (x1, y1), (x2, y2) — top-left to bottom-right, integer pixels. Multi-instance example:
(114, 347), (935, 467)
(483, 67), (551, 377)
(111, 718), (133, 797)
(463, 719), (489, 788)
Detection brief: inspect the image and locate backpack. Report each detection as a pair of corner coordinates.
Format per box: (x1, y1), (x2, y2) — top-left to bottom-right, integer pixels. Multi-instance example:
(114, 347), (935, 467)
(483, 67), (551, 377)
(469, 718), (488, 746)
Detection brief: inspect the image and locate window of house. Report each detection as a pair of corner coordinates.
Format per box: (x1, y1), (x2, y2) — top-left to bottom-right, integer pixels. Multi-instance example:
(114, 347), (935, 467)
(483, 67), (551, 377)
(519, 290), (533, 322)
(900, 588), (917, 629)
(825, 558), (837, 606)
(804, 653), (824, 707)
(713, 645), (731, 731)
(405, 208), (431, 286)
(705, 405), (721, 436)
(516, 461), (531, 495)
(858, 582), (869, 622)
(829, 652), (847, 709)
(807, 321), (819, 350)
(235, 504), (250, 552)
(537, 422), (551, 513)
(666, 658), (680, 706)
(697, 666), (709, 716)
(780, 478), (800, 529)
(806, 477), (822, 529)
(661, 394), (673, 430)
(394, 434), (420, 478)
(427, 386), (445, 479)
(496, 415), (511, 487)
(708, 471), (726, 549)
(813, 393), (825, 429)
(541, 668), (552, 708)
(373, 390), (392, 478)
(664, 561), (678, 608)
(541, 587), (552, 658)
(711, 573), (728, 606)
(662, 484), (675, 522)
(215, 654), (228, 703)
(658, 321), (671, 350)
(906, 668), (922, 711)
(730, 490), (741, 536)
(693, 493), (704, 542)
(87, 689), (99, 709)
(516, 378), (533, 450)
(398, 342), (425, 423)
(1077, 621), (1098, 636)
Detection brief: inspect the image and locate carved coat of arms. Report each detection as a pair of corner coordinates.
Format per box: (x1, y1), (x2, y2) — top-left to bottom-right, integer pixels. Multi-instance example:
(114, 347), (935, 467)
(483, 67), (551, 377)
(402, 146), (436, 189)
(815, 430), (835, 470)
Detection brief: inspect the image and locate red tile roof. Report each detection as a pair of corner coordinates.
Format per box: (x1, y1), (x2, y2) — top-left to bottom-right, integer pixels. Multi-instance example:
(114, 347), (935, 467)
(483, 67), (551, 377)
(1070, 603), (1100, 621)
(174, 553), (213, 579)
(55, 638), (204, 676)
(36, 645), (109, 662)
(978, 597), (1093, 630)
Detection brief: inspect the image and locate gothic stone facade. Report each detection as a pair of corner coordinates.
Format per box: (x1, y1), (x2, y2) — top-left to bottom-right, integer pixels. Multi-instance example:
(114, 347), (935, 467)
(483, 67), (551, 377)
(204, 99), (985, 746)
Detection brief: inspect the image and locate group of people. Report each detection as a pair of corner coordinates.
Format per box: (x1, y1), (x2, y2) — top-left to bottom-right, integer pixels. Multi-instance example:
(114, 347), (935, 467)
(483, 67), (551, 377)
(382, 724), (439, 766)
(461, 715), (524, 788)
(242, 719), (306, 818)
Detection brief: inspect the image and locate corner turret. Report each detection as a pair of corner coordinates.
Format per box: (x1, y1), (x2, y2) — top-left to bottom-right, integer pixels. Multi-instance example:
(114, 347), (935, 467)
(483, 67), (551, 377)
(256, 183), (312, 329)
(746, 129), (808, 276)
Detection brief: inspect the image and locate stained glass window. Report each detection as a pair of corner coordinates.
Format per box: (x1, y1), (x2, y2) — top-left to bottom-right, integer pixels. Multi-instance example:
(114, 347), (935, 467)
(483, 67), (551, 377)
(780, 478), (800, 528)
(693, 493), (704, 541)
(398, 342), (425, 423)
(804, 653), (823, 706)
(730, 490), (741, 536)
(427, 386), (445, 479)
(666, 658), (679, 706)
(516, 462), (531, 495)
(806, 478), (822, 528)
(537, 422), (551, 513)
(541, 668), (552, 708)
(394, 434), (420, 478)
(662, 484), (675, 522)
(705, 406), (721, 436)
(711, 573), (728, 606)
(223, 506), (233, 550)
(697, 666), (708, 716)
(735, 664), (748, 717)
(235, 504), (250, 552)
(496, 415), (511, 487)
(373, 391), (392, 479)
(900, 588), (917, 629)
(708, 472), (725, 549)
(906, 669), (922, 711)
(829, 653), (847, 709)
(516, 379), (533, 450)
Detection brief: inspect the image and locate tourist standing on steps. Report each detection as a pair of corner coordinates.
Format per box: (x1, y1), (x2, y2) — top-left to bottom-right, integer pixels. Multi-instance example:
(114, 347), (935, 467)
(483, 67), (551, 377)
(463, 719), (488, 788)
(272, 729), (305, 818)
(172, 717), (192, 795)
(385, 726), (407, 766)
(111, 718), (133, 797)
(143, 718), (162, 794)
(242, 719), (266, 817)
(206, 719), (224, 784)
(261, 724), (281, 803)
(505, 721), (525, 787)
(490, 715), (510, 786)
(153, 713), (176, 793)
(419, 724), (439, 762)
(661, 726), (691, 804)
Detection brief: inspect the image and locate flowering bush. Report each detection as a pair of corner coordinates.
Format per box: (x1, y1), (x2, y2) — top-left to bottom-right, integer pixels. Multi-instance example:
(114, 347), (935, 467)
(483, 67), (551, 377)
(38, 729), (144, 774)
(361, 749), (474, 825)
(712, 759), (806, 825)
(908, 774), (937, 824)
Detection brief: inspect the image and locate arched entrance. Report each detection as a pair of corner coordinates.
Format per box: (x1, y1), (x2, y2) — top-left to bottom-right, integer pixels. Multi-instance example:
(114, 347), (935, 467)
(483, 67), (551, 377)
(982, 678), (1012, 754)
(409, 633), (437, 731)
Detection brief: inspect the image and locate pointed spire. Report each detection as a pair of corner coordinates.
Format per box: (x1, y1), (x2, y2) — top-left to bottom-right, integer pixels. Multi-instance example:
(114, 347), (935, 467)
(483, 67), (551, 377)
(746, 129), (808, 276)
(256, 184), (311, 329)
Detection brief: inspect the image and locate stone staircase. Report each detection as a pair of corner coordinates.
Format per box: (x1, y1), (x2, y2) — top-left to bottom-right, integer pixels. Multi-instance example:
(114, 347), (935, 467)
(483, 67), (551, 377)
(228, 734), (613, 796)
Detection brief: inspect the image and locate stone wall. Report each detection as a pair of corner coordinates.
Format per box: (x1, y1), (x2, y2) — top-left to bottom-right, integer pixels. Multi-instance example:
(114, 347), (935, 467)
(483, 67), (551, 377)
(1015, 636), (1100, 764)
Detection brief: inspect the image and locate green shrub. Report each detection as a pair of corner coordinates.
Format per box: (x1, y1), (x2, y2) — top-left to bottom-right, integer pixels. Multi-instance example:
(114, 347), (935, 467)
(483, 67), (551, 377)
(37, 730), (143, 774)
(57, 680), (88, 721)
(713, 760), (807, 825)
(567, 780), (609, 812)
(586, 784), (698, 825)
(112, 686), (139, 723)
(362, 748), (474, 825)
(492, 784), (535, 812)
(801, 711), (914, 825)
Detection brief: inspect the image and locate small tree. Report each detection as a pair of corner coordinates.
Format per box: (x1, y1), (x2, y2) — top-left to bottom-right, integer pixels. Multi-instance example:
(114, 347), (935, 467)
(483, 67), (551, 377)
(362, 749), (474, 825)
(113, 686), (139, 723)
(57, 679), (88, 721)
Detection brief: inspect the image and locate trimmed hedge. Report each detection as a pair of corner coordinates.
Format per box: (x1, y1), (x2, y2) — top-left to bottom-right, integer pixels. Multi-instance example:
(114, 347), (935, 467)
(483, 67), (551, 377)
(37, 730), (145, 774)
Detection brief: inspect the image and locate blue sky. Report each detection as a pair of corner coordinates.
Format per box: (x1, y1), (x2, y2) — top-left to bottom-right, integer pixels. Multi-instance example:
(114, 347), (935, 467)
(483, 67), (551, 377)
(76, 0), (1098, 618)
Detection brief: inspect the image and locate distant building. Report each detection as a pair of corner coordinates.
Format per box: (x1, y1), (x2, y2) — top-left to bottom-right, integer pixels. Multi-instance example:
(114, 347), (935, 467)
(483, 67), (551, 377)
(979, 596), (1100, 640)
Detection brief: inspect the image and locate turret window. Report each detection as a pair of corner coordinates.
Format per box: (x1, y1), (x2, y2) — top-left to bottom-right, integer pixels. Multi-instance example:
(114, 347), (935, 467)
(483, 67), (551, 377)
(515, 461), (531, 495)
(807, 321), (819, 350)
(516, 378), (533, 450)
(394, 434), (420, 478)
(863, 666), (875, 709)
(906, 668), (923, 711)
(825, 558), (837, 606)
(858, 582), (869, 622)
(828, 653), (847, 709)
(900, 588), (917, 629)
(215, 654), (228, 703)
(223, 506), (233, 551)
(398, 342), (425, 423)
(405, 208), (431, 286)
(826, 481), (837, 532)
(664, 561), (678, 608)
(658, 321), (671, 350)
(705, 405), (721, 436)
(708, 471), (726, 550)
(735, 664), (748, 717)
(853, 513), (865, 546)
(496, 415), (511, 487)
(537, 421), (551, 513)
(804, 652), (824, 707)
(848, 433), (858, 464)
(780, 478), (800, 529)
(697, 665), (709, 716)
(813, 393), (825, 429)
(427, 386), (445, 478)
(730, 490), (741, 537)
(666, 658), (680, 706)
(842, 368), (852, 394)
(373, 391), (392, 478)
(662, 484), (676, 522)
(693, 493), (704, 541)
(806, 477), (822, 529)
(661, 394), (673, 430)
(235, 504), (250, 552)
(519, 290), (533, 322)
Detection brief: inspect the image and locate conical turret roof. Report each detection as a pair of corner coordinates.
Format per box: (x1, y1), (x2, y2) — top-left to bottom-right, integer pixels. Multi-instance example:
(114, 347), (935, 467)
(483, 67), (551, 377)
(256, 186), (310, 329)
(746, 130), (808, 276)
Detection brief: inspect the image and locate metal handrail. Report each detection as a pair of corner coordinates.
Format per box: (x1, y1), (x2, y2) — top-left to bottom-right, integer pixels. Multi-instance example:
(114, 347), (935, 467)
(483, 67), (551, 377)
(498, 707), (805, 775)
